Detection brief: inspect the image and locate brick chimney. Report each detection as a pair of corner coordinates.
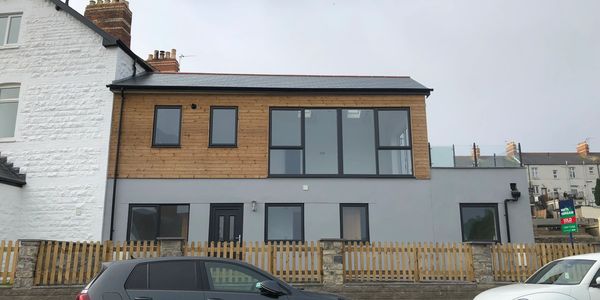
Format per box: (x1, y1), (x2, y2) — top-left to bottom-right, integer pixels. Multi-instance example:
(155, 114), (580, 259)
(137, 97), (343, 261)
(506, 141), (518, 159)
(85, 0), (133, 47)
(577, 141), (590, 157)
(146, 49), (180, 73)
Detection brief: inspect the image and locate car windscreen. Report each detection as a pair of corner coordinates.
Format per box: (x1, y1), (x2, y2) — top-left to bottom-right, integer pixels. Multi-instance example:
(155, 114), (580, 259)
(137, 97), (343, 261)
(526, 259), (596, 285)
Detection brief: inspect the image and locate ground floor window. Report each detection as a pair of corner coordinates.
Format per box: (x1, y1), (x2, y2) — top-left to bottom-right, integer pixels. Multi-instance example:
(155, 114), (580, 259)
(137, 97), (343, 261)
(340, 204), (369, 241)
(459, 203), (500, 243)
(128, 204), (190, 241)
(265, 203), (304, 241)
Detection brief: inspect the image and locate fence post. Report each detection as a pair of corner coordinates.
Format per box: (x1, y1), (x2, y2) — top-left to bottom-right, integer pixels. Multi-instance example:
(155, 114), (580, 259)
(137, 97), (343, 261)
(13, 240), (41, 289)
(592, 243), (600, 253)
(320, 239), (344, 286)
(158, 238), (184, 257)
(468, 242), (494, 283)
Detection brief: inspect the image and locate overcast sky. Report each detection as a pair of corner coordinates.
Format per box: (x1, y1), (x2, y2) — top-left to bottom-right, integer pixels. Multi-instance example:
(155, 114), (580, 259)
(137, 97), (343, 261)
(71, 0), (600, 153)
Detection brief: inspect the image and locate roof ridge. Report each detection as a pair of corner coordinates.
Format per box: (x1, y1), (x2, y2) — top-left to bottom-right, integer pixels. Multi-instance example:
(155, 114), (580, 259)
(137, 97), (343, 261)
(154, 72), (412, 79)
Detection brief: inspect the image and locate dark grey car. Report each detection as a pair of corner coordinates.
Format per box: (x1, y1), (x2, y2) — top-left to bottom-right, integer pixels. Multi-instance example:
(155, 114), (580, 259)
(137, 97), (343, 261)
(76, 257), (344, 300)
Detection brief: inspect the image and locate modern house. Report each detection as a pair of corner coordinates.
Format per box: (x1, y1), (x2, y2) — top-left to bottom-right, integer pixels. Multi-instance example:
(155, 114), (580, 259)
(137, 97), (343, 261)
(0, 0), (152, 240)
(522, 142), (600, 215)
(104, 73), (534, 244)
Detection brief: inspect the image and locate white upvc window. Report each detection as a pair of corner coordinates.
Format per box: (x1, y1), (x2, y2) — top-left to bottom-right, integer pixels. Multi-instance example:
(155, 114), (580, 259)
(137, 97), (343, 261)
(553, 169), (558, 179)
(569, 167), (576, 179)
(533, 185), (540, 194)
(531, 167), (539, 179)
(0, 85), (20, 139)
(589, 167), (595, 176)
(0, 14), (22, 46)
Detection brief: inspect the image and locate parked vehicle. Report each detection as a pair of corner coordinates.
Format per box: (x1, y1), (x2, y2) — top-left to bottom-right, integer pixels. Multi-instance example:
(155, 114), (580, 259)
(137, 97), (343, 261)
(474, 253), (600, 300)
(76, 257), (344, 300)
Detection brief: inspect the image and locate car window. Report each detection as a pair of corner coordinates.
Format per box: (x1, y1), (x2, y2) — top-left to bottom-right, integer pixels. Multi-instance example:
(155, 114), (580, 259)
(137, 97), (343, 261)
(148, 261), (197, 291)
(526, 259), (595, 285)
(205, 262), (268, 293)
(125, 263), (148, 290)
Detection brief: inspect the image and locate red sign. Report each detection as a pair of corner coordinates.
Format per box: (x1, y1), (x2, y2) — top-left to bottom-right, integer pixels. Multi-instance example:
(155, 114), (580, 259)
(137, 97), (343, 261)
(561, 217), (577, 225)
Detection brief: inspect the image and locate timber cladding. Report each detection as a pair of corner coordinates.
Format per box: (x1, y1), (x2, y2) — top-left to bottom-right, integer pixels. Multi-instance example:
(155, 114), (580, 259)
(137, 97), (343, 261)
(108, 93), (430, 179)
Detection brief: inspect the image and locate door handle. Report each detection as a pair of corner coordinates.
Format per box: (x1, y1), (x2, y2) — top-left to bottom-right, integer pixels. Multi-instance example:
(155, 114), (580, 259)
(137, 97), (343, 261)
(207, 298), (223, 300)
(134, 297), (152, 300)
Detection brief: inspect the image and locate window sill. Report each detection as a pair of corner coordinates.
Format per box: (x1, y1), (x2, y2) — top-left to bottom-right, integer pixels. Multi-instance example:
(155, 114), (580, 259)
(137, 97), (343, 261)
(0, 44), (20, 50)
(151, 145), (181, 148)
(209, 144), (238, 148)
(0, 138), (16, 143)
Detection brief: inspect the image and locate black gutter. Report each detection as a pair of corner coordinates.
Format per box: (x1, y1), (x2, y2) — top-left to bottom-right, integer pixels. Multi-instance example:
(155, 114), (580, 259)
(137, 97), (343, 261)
(0, 177), (26, 187)
(504, 199), (512, 243)
(109, 88), (126, 240)
(107, 85), (433, 96)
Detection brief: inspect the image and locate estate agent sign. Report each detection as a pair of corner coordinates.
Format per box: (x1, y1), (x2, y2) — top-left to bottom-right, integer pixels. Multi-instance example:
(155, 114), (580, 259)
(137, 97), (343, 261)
(559, 199), (578, 233)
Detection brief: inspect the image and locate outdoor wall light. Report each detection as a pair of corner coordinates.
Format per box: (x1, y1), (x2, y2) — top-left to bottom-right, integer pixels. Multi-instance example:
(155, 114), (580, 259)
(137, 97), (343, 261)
(191, 104), (197, 109)
(252, 200), (257, 212)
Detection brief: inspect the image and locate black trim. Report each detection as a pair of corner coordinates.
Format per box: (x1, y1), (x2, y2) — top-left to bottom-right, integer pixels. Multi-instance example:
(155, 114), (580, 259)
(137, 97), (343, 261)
(459, 203), (501, 243)
(264, 203), (305, 242)
(339, 203), (370, 242)
(152, 105), (182, 148)
(0, 177), (26, 187)
(126, 204), (190, 241)
(209, 107), (238, 148)
(109, 89), (126, 240)
(108, 85), (433, 96)
(268, 107), (414, 177)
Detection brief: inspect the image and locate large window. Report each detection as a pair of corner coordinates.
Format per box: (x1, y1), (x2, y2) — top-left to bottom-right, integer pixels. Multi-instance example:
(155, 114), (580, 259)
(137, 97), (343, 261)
(152, 106), (182, 147)
(128, 204), (190, 241)
(210, 107), (237, 147)
(269, 108), (412, 177)
(0, 14), (21, 46)
(340, 204), (369, 241)
(0, 85), (19, 138)
(265, 204), (304, 241)
(459, 204), (500, 242)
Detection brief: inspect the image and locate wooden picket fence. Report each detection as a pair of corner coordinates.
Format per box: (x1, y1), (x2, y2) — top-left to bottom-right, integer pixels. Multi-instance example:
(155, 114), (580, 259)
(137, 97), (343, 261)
(491, 243), (595, 282)
(184, 241), (322, 283)
(0, 241), (19, 286)
(34, 241), (159, 286)
(344, 242), (474, 282)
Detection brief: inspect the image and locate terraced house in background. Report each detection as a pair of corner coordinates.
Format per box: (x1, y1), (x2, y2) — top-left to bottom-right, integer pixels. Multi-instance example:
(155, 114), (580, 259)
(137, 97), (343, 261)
(0, 0), (151, 241)
(104, 73), (534, 244)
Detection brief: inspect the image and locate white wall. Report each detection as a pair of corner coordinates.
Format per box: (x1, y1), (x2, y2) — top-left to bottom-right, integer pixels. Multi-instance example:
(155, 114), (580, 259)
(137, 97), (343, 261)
(0, 184), (22, 240)
(0, 0), (137, 241)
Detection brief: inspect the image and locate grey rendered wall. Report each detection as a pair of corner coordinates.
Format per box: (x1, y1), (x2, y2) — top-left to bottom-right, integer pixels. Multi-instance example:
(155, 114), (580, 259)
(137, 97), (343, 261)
(108, 168), (534, 243)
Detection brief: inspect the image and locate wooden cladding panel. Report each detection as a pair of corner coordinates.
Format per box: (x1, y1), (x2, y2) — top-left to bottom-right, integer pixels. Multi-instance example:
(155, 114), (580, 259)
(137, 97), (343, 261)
(108, 93), (430, 179)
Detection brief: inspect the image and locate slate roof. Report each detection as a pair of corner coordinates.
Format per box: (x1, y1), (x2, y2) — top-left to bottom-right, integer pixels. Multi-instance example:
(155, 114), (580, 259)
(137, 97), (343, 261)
(0, 156), (26, 187)
(109, 73), (433, 95)
(453, 156), (521, 168)
(48, 0), (153, 72)
(522, 152), (600, 165)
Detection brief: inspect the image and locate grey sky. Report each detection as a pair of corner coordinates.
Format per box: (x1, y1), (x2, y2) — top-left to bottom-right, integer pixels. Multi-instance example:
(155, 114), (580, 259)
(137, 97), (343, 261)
(70, 0), (600, 153)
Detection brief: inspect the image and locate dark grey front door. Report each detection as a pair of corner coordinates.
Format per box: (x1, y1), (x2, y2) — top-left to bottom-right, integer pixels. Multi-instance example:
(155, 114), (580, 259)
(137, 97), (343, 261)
(209, 204), (243, 242)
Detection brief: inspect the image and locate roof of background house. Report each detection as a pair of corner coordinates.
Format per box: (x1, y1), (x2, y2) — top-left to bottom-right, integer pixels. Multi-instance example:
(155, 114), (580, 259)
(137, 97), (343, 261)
(452, 155), (521, 168)
(522, 152), (600, 165)
(48, 0), (153, 72)
(0, 156), (26, 187)
(109, 73), (433, 94)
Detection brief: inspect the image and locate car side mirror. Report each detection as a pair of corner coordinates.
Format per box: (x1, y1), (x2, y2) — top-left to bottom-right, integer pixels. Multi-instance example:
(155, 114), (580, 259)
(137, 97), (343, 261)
(256, 280), (286, 298)
(592, 277), (600, 288)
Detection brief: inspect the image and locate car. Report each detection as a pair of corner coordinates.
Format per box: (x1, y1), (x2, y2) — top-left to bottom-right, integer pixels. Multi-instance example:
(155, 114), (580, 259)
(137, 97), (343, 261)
(474, 253), (600, 300)
(75, 256), (345, 300)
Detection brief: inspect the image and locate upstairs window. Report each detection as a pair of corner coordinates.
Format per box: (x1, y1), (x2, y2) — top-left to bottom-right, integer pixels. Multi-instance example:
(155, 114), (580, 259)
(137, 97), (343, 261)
(569, 167), (576, 179)
(531, 167), (539, 179)
(269, 108), (412, 176)
(152, 106), (181, 147)
(0, 14), (22, 46)
(553, 170), (558, 179)
(209, 107), (237, 147)
(0, 85), (19, 138)
(589, 167), (595, 176)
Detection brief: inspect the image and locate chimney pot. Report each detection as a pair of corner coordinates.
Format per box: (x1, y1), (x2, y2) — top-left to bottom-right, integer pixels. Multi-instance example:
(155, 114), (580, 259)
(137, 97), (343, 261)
(172, 49), (177, 58)
(159, 51), (165, 59)
(166, 52), (171, 59)
(148, 54), (154, 60)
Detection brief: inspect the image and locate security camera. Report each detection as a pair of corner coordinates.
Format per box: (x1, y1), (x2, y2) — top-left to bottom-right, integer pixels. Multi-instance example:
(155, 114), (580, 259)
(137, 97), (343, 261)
(510, 183), (521, 201)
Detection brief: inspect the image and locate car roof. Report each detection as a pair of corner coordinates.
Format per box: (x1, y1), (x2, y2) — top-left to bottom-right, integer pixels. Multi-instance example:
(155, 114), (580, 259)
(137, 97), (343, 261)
(103, 256), (263, 269)
(558, 253), (600, 261)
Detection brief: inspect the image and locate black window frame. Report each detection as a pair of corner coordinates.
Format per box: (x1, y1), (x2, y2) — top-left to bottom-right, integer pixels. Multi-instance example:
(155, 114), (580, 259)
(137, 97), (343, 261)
(209, 106), (238, 148)
(264, 203), (305, 242)
(459, 203), (501, 243)
(126, 203), (190, 241)
(152, 105), (182, 148)
(268, 107), (414, 178)
(339, 203), (370, 242)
